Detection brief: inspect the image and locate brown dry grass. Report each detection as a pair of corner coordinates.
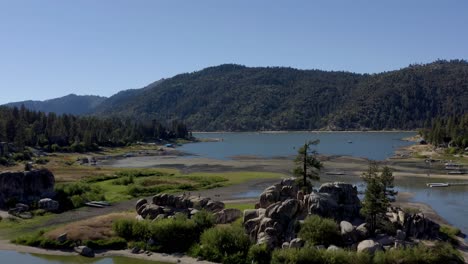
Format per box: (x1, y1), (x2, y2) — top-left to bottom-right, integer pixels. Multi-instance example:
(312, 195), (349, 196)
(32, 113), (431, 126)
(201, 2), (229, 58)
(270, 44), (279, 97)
(45, 212), (135, 241)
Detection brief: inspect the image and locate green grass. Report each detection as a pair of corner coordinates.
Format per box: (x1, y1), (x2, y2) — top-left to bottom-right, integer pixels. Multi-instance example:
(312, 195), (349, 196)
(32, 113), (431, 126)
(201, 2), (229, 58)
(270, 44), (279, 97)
(225, 203), (255, 211)
(185, 171), (283, 185)
(440, 224), (462, 245)
(93, 170), (283, 202)
(0, 214), (56, 239)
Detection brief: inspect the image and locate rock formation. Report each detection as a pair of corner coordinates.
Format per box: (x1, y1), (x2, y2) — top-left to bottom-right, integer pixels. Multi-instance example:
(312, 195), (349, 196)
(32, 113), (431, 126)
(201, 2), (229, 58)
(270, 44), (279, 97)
(0, 169), (55, 208)
(135, 193), (241, 224)
(246, 179), (362, 248)
(243, 178), (442, 252)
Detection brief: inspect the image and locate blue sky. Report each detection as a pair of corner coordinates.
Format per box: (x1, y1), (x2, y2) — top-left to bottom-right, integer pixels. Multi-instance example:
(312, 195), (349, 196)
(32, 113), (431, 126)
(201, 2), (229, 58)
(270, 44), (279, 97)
(1, 0), (467, 104)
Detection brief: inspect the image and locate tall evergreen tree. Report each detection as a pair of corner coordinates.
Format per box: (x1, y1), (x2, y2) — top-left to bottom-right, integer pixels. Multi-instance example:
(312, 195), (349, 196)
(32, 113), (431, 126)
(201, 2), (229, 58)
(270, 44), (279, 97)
(293, 140), (323, 192)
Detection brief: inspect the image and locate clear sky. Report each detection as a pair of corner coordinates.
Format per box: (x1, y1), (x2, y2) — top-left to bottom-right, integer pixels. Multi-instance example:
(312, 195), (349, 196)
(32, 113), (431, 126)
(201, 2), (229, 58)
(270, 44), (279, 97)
(1, 0), (467, 104)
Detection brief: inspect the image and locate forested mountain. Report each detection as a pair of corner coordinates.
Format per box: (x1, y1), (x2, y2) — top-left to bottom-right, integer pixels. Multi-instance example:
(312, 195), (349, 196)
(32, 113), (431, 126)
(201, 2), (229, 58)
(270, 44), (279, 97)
(5, 94), (107, 115)
(0, 105), (189, 153)
(5, 60), (468, 131)
(94, 60), (468, 131)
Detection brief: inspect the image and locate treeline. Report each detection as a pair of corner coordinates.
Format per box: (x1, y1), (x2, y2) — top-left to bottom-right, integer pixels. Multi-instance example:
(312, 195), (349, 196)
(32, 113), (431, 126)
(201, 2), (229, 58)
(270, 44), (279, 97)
(420, 114), (468, 149)
(0, 105), (190, 153)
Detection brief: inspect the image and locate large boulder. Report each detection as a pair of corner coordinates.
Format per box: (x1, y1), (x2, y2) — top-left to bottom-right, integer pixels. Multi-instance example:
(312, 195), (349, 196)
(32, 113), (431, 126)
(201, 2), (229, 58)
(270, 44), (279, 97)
(214, 208), (242, 224)
(0, 169), (55, 208)
(357, 240), (383, 254)
(404, 213), (440, 239)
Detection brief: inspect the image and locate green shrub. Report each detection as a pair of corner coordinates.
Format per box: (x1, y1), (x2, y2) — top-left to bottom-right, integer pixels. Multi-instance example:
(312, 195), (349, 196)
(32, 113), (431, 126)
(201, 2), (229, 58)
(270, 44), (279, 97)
(373, 242), (464, 264)
(248, 243), (272, 264)
(35, 157), (49, 164)
(12, 152), (31, 161)
(13, 232), (74, 250)
(85, 238), (127, 250)
(0, 157), (10, 166)
(112, 175), (135, 186)
(192, 210), (215, 231)
(54, 182), (105, 210)
(298, 215), (341, 247)
(149, 214), (199, 253)
(113, 219), (151, 241)
(51, 144), (61, 152)
(195, 225), (251, 264)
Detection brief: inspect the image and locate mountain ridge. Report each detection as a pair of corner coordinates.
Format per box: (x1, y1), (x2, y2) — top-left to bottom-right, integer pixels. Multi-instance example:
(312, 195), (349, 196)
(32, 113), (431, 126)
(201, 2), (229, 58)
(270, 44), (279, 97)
(4, 60), (468, 131)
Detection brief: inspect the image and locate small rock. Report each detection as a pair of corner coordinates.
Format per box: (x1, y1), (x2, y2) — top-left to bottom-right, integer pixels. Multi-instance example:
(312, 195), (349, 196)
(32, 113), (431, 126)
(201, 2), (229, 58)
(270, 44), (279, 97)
(131, 247), (141, 254)
(75, 246), (94, 258)
(57, 233), (67, 243)
(327, 245), (341, 251)
(396, 229), (406, 241)
(289, 238), (304, 248)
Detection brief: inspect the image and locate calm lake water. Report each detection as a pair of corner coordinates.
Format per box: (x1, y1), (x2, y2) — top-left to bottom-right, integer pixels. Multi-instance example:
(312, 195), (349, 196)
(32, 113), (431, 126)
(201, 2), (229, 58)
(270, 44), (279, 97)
(0, 250), (166, 264)
(181, 132), (416, 160)
(184, 132), (468, 240)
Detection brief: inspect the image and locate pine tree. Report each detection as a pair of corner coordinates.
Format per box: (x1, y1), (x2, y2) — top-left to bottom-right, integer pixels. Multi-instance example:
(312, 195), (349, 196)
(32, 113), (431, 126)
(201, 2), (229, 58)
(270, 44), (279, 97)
(361, 162), (395, 235)
(293, 140), (323, 192)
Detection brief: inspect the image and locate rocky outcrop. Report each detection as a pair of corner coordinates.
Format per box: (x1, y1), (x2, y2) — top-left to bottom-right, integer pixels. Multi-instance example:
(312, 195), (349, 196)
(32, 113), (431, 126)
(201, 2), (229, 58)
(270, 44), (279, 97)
(305, 182), (361, 221)
(0, 169), (55, 208)
(135, 193), (229, 221)
(245, 179), (361, 248)
(386, 207), (440, 240)
(243, 179), (444, 252)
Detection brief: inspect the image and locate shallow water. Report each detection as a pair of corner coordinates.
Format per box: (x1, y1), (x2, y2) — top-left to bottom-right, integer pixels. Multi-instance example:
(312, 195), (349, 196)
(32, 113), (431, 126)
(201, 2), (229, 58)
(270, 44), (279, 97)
(0, 250), (167, 264)
(181, 132), (416, 160)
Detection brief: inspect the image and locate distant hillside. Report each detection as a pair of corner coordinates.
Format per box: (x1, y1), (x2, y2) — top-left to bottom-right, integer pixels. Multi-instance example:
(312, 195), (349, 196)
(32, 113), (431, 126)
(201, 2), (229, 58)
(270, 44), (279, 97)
(6, 60), (467, 131)
(5, 94), (107, 115)
(94, 60), (468, 131)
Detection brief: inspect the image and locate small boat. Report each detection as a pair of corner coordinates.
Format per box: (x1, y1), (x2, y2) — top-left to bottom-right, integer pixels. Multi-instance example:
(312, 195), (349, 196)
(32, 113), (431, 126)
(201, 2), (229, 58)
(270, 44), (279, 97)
(347, 140), (353, 144)
(426, 183), (449, 188)
(448, 171), (465, 175)
(325, 171), (346, 175)
(84, 202), (105, 208)
(92, 201), (111, 206)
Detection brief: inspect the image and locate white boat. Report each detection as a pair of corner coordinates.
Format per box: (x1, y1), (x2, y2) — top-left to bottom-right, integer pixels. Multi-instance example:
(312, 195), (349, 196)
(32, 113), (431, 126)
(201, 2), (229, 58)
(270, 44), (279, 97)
(426, 183), (449, 187)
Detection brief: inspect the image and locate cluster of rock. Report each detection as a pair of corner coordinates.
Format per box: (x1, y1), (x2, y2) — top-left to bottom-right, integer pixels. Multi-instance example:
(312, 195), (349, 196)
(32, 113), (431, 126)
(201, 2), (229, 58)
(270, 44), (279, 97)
(135, 193), (242, 224)
(244, 178), (441, 254)
(0, 169), (56, 209)
(245, 179), (362, 248)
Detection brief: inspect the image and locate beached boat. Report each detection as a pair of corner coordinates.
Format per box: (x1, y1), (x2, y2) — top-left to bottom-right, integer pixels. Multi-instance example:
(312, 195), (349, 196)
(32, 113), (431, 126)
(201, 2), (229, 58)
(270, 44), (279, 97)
(426, 183), (449, 187)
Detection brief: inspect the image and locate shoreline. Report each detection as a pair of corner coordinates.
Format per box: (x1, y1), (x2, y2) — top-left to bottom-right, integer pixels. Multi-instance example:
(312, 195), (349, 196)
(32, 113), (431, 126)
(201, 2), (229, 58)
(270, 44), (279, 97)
(192, 130), (417, 134)
(0, 240), (214, 264)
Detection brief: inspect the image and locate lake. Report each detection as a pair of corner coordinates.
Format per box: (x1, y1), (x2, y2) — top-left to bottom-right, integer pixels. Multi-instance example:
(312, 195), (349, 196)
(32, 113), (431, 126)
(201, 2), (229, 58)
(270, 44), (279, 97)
(0, 250), (167, 264)
(181, 131), (416, 160)
(182, 132), (468, 239)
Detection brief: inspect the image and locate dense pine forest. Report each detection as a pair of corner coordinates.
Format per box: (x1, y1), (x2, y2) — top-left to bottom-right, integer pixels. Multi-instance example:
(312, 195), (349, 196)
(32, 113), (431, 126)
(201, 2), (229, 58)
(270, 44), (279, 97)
(420, 114), (468, 149)
(0, 105), (189, 154)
